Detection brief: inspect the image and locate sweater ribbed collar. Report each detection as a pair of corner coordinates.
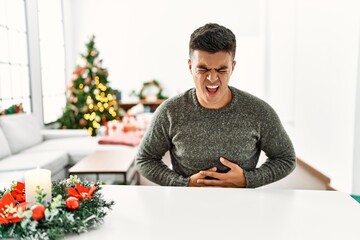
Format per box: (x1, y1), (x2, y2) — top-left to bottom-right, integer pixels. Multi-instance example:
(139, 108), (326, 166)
(190, 86), (237, 113)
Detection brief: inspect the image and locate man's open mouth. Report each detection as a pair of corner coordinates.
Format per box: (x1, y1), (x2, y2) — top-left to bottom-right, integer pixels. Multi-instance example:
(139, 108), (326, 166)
(206, 85), (219, 94)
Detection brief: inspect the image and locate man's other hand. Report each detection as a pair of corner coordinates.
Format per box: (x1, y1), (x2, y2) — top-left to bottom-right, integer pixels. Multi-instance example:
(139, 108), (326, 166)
(188, 167), (217, 187)
(194, 157), (247, 188)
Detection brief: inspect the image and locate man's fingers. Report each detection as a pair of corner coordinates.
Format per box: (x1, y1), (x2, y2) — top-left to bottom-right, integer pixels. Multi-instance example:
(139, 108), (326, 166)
(199, 170), (221, 179)
(199, 167), (217, 176)
(197, 178), (235, 187)
(196, 167), (216, 179)
(219, 157), (236, 169)
(191, 159), (246, 188)
(197, 179), (224, 186)
(206, 167), (217, 172)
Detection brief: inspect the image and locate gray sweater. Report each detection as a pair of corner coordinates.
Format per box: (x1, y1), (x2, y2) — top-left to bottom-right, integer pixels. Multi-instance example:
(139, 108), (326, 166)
(136, 86), (296, 188)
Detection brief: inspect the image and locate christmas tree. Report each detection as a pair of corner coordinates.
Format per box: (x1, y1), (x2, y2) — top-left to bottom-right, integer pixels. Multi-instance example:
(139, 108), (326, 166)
(58, 35), (123, 136)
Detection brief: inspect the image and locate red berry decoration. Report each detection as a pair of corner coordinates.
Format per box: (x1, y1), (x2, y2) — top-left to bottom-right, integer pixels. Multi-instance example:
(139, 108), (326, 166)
(31, 204), (46, 221)
(66, 196), (80, 210)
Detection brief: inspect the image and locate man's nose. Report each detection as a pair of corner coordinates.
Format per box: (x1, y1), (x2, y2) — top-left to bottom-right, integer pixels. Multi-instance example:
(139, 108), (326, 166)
(206, 70), (218, 82)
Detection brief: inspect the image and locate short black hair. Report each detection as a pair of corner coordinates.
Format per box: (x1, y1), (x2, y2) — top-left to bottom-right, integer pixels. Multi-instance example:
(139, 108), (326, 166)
(189, 23), (236, 59)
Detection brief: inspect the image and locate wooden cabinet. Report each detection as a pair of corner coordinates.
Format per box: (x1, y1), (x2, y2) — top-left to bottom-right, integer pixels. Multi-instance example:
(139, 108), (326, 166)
(119, 99), (165, 112)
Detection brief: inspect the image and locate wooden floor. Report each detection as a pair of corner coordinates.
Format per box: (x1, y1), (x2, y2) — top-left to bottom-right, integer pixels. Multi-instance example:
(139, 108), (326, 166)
(140, 152), (333, 190)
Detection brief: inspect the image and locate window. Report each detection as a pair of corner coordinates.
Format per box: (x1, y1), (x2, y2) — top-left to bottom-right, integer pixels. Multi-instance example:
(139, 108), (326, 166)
(37, 0), (66, 124)
(0, 0), (31, 113)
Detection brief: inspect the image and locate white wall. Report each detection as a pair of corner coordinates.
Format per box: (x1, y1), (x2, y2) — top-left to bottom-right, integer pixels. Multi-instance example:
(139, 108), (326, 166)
(354, 38), (360, 194)
(62, 0), (266, 100)
(295, 0), (359, 193)
(266, 0), (296, 131)
(268, 0), (360, 193)
(63, 0), (360, 193)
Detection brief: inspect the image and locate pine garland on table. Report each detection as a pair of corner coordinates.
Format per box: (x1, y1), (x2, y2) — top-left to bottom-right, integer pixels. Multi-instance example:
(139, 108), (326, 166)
(0, 176), (114, 240)
(0, 103), (24, 115)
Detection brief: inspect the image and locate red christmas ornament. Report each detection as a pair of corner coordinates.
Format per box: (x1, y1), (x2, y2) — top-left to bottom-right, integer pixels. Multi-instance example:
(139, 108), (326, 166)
(31, 204), (46, 221)
(79, 118), (87, 126)
(90, 50), (97, 57)
(15, 103), (23, 113)
(66, 197), (80, 210)
(85, 77), (91, 84)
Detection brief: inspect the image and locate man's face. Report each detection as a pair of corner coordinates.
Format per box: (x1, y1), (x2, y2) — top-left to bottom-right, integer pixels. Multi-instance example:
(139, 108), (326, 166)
(188, 50), (236, 109)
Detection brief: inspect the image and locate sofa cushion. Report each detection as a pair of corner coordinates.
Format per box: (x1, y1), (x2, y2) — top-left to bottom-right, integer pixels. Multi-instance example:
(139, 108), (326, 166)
(0, 170), (27, 189)
(0, 128), (11, 159)
(23, 137), (138, 165)
(0, 151), (68, 175)
(0, 113), (43, 154)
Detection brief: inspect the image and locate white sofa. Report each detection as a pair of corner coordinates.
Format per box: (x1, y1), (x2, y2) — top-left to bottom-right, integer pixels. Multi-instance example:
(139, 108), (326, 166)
(0, 113), (138, 188)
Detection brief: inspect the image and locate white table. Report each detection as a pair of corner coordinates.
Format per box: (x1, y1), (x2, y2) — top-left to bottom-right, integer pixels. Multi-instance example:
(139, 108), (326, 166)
(68, 186), (360, 240)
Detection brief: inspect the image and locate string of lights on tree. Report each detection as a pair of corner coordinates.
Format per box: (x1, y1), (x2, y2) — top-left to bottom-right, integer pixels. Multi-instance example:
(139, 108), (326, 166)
(58, 35), (123, 136)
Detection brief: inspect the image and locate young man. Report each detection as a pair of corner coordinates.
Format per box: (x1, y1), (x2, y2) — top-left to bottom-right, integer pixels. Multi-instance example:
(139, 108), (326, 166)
(136, 23), (296, 188)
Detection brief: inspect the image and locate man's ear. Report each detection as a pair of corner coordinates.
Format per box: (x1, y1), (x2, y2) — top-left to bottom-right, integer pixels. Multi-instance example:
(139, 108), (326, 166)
(232, 60), (236, 71)
(188, 59), (192, 73)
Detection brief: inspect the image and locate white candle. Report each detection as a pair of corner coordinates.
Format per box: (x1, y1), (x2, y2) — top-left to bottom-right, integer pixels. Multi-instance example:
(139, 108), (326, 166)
(25, 167), (52, 203)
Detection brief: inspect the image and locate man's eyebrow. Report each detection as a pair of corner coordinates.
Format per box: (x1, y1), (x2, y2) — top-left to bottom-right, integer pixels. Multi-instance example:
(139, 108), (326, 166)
(196, 65), (228, 70)
(216, 65), (228, 70)
(196, 64), (208, 69)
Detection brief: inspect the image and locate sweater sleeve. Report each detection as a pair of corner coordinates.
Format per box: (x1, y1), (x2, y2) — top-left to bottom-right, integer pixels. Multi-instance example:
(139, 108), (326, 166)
(243, 105), (296, 188)
(135, 105), (190, 186)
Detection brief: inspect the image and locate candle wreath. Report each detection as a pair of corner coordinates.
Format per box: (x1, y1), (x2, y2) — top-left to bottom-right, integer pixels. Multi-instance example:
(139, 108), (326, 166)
(0, 175), (114, 240)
